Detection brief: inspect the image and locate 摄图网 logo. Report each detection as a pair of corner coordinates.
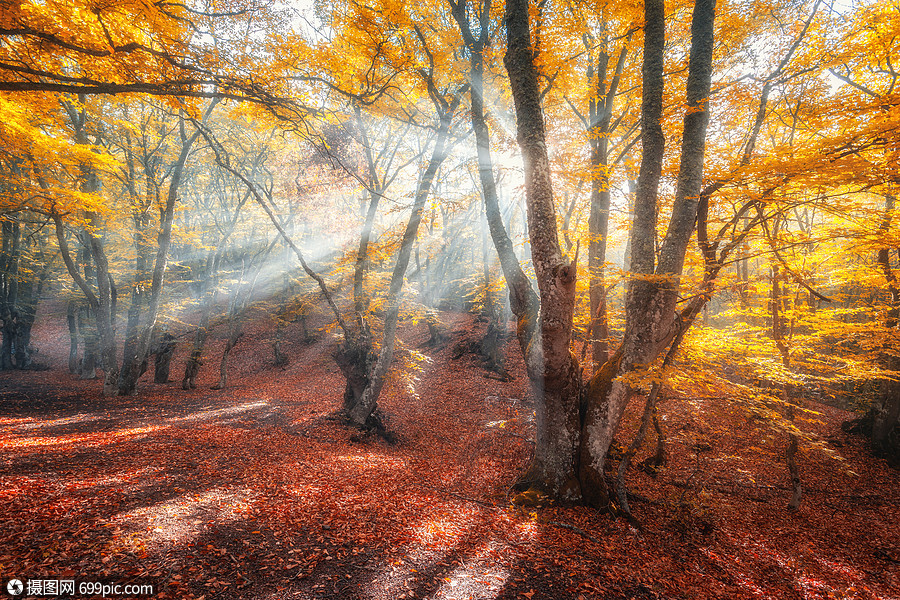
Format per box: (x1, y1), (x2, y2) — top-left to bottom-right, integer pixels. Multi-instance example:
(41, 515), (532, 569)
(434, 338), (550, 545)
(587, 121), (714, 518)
(6, 580), (23, 595)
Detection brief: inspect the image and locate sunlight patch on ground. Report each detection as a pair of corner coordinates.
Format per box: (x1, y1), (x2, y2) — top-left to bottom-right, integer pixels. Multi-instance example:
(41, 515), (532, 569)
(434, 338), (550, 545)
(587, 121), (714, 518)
(812, 556), (866, 579)
(515, 517), (539, 538)
(286, 483), (324, 496)
(334, 454), (407, 468)
(63, 465), (166, 494)
(168, 400), (270, 424)
(412, 506), (480, 548)
(0, 425), (166, 450)
(700, 547), (767, 597)
(109, 487), (256, 551)
(0, 401), (275, 452)
(428, 541), (509, 600)
(713, 531), (876, 599)
(14, 413), (108, 430)
(362, 510), (509, 600)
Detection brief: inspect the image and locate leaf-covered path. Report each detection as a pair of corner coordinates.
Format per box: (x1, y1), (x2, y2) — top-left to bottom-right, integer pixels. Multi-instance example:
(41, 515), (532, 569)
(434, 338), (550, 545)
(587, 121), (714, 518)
(1, 311), (898, 599)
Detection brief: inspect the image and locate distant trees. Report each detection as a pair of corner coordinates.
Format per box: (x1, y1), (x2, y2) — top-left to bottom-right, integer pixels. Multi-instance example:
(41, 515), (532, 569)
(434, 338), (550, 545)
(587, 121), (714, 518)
(0, 211), (53, 369)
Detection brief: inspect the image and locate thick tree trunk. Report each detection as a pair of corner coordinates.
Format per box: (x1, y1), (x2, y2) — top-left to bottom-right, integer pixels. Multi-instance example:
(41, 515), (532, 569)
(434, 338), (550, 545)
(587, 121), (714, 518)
(11, 252), (44, 370)
(152, 332), (177, 383)
(579, 0), (668, 506)
(335, 323), (376, 415)
(0, 317), (13, 370)
(505, 0), (582, 499)
(872, 370), (900, 459)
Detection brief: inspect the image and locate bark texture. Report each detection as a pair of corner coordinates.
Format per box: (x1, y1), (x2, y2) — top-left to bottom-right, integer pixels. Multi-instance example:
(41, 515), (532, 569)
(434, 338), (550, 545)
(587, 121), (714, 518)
(583, 0), (717, 507)
(505, 0), (582, 499)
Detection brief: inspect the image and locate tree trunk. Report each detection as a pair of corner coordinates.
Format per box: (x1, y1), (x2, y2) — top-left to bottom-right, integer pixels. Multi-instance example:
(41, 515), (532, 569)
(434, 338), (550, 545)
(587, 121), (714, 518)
(480, 207), (507, 378)
(80, 306), (98, 380)
(450, 0), (540, 361)
(67, 299), (79, 373)
(873, 194), (900, 460)
(580, 0), (717, 507)
(183, 275), (216, 390)
(353, 106), (386, 316)
(0, 219), (20, 370)
(505, 0), (583, 499)
(62, 99), (119, 395)
(588, 33), (630, 368)
(771, 261), (802, 509)
(872, 369), (900, 460)
(346, 92), (460, 428)
(119, 182), (152, 393)
(118, 108), (213, 395)
(211, 245), (270, 390)
(212, 330), (243, 390)
(52, 211), (101, 380)
(11, 259), (42, 370)
(83, 212), (119, 396)
(152, 332), (176, 383)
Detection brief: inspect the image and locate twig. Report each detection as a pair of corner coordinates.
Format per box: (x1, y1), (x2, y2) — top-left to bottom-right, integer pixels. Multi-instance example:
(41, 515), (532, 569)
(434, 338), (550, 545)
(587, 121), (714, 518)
(441, 490), (499, 509)
(547, 521), (602, 545)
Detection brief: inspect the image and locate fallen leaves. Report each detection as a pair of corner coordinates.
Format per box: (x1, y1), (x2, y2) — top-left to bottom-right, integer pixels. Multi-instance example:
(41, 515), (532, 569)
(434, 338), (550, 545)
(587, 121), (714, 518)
(0, 311), (897, 599)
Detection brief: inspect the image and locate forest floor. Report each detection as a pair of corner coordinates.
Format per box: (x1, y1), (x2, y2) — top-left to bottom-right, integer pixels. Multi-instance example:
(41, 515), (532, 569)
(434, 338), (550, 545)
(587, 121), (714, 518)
(1, 304), (899, 600)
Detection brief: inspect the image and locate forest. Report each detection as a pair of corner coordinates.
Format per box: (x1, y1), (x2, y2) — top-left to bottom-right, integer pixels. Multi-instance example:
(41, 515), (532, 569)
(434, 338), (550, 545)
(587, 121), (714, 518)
(0, 0), (898, 597)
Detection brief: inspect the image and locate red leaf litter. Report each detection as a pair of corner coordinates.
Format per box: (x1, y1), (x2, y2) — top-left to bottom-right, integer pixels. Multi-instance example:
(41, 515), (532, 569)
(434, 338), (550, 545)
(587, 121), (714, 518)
(0, 305), (898, 600)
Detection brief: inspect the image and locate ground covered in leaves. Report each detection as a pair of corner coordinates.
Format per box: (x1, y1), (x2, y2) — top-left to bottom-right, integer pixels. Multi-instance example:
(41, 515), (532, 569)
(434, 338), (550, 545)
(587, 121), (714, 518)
(1, 307), (899, 600)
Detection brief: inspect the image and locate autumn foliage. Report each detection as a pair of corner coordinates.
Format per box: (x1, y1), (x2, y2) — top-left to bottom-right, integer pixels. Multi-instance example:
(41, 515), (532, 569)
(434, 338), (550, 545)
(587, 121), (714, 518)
(1, 0), (899, 596)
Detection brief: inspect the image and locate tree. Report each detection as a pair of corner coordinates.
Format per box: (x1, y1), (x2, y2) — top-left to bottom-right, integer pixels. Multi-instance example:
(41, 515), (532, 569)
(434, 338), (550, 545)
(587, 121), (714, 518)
(504, 0), (717, 504)
(0, 210), (54, 369)
(449, 0), (540, 367)
(118, 100), (219, 395)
